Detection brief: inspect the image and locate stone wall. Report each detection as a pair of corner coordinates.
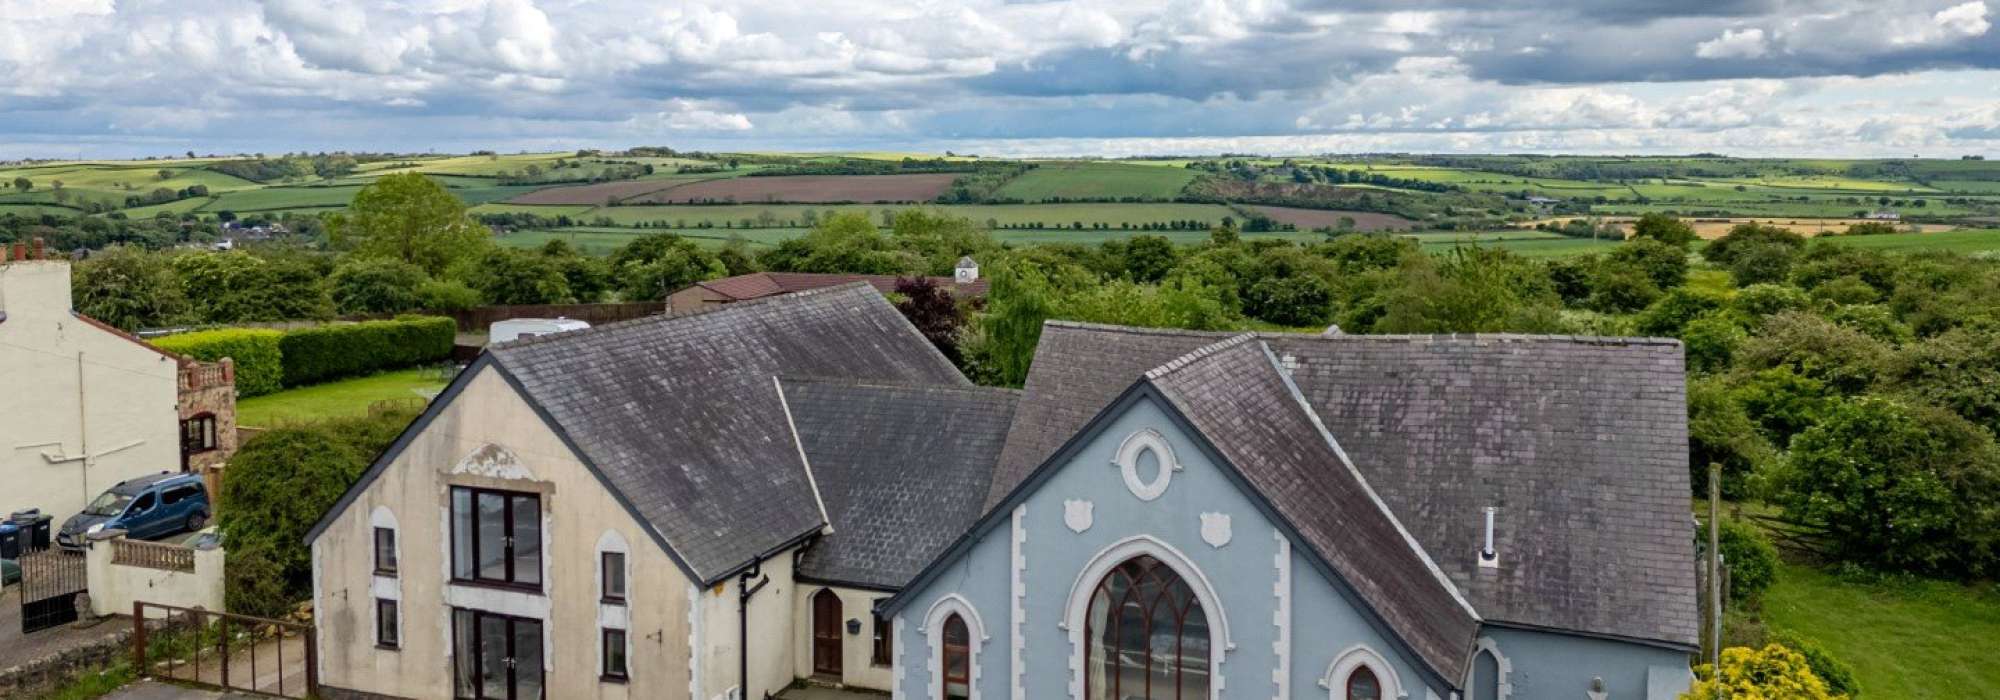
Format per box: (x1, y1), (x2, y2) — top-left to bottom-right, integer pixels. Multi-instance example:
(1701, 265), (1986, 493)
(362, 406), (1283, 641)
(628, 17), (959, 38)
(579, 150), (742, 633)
(178, 357), (238, 474)
(0, 627), (131, 698)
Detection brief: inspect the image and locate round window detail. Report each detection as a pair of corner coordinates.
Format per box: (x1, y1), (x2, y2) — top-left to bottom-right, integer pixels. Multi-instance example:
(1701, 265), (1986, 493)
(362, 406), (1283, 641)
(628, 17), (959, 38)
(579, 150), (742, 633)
(1114, 429), (1180, 501)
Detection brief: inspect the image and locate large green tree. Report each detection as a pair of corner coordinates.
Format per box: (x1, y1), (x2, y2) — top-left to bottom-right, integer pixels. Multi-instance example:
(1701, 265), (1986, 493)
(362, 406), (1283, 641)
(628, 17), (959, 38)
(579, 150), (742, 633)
(329, 258), (429, 315)
(608, 233), (726, 301)
(329, 173), (490, 276)
(70, 245), (188, 331)
(1776, 397), (2000, 577)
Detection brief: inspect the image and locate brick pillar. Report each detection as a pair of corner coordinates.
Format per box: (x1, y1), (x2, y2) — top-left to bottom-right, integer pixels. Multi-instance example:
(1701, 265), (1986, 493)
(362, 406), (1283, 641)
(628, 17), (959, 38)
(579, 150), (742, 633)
(30, 237), (43, 260)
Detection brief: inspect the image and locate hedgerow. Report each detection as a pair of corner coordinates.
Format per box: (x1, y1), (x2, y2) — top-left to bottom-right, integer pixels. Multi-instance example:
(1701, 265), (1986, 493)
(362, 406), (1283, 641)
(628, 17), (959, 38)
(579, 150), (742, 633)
(151, 328), (284, 396)
(277, 316), (455, 386)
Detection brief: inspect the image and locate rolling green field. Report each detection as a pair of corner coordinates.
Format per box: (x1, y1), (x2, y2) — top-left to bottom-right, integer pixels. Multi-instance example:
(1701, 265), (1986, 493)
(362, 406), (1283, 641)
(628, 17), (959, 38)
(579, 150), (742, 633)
(993, 162), (1197, 202)
(1820, 229), (2000, 255)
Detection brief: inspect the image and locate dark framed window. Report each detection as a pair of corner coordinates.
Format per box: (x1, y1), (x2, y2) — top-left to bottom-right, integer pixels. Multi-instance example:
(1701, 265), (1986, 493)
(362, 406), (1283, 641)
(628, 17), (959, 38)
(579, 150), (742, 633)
(374, 527), (398, 576)
(450, 487), (542, 589)
(375, 598), (399, 649)
(453, 608), (544, 700)
(600, 552), (625, 603)
(180, 413), (217, 454)
(942, 614), (970, 700)
(871, 604), (892, 667)
(601, 628), (628, 682)
(1345, 666), (1382, 700)
(1083, 555), (1211, 700)
(161, 485), (199, 506)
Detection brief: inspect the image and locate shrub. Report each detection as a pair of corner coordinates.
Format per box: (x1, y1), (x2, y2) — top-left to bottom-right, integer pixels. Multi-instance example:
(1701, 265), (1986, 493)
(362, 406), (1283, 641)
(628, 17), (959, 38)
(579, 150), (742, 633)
(1770, 632), (1861, 698)
(1684, 643), (1847, 700)
(417, 279), (482, 311)
(1736, 312), (1888, 395)
(1688, 376), (1775, 499)
(1631, 213), (1699, 248)
(1705, 223), (1806, 267)
(219, 407), (419, 617)
(1730, 241), (1801, 287)
(1732, 284), (1811, 321)
(1634, 287), (1726, 337)
(152, 328), (284, 397)
(1681, 313), (1746, 374)
(278, 316), (456, 387)
(1245, 275), (1334, 326)
(1776, 397), (2000, 577)
(330, 258), (428, 315)
(1605, 237), (1689, 290)
(1700, 517), (1780, 604)
(1585, 265), (1661, 313)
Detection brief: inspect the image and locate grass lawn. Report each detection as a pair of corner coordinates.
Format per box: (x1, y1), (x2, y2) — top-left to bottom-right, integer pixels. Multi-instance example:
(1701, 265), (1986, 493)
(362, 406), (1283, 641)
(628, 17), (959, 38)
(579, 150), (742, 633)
(993, 162), (1197, 202)
(236, 368), (450, 427)
(1762, 561), (2000, 698)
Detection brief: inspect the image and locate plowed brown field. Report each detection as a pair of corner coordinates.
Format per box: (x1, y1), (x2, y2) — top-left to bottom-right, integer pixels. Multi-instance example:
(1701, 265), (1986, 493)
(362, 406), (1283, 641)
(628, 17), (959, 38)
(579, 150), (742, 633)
(627, 174), (958, 204)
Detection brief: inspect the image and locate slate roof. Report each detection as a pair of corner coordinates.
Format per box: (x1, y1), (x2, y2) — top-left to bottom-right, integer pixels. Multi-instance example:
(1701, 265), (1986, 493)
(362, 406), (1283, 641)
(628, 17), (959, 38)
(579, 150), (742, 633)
(784, 379), (1020, 590)
(990, 322), (1699, 649)
(485, 283), (968, 584)
(1144, 336), (1481, 683)
(692, 271), (989, 302)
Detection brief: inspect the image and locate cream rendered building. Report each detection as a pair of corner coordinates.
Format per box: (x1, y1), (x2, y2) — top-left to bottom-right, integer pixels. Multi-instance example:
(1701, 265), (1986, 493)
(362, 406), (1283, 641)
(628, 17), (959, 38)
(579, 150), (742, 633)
(2, 245), (184, 521)
(307, 284), (974, 700)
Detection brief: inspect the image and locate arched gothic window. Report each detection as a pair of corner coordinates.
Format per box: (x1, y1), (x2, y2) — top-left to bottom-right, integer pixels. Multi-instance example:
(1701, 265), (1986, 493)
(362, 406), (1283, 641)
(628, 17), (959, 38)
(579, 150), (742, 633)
(942, 614), (971, 700)
(1084, 555), (1212, 699)
(1345, 666), (1381, 700)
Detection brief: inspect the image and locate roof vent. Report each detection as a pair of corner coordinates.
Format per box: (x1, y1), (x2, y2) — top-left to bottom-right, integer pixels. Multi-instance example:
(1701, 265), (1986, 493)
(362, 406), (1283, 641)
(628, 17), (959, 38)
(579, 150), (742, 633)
(1321, 323), (1343, 337)
(1479, 506), (1499, 569)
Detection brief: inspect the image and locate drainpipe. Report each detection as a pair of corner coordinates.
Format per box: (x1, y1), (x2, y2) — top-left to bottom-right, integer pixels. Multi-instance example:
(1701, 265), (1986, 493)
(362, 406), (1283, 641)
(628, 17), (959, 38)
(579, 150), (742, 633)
(77, 351), (90, 514)
(738, 560), (771, 700)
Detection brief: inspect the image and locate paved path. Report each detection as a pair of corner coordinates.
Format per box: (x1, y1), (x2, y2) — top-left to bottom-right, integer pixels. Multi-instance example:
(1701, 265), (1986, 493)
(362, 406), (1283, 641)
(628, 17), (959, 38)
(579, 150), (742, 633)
(0, 587), (130, 671)
(143, 631), (309, 697)
(102, 680), (255, 699)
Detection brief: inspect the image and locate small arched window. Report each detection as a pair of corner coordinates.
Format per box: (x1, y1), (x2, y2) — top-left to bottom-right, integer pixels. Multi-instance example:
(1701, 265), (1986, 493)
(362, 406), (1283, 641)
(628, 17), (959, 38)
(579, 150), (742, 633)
(1345, 666), (1381, 700)
(942, 614), (971, 700)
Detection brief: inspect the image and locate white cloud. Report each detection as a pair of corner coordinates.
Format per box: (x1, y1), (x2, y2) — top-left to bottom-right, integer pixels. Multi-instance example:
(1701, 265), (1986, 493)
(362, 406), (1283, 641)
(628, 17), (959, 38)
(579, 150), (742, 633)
(1695, 28), (1769, 59)
(1934, 1), (1992, 38)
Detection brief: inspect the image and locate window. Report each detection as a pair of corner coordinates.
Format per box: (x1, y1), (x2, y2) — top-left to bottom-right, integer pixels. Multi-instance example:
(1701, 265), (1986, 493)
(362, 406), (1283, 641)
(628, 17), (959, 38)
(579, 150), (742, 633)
(453, 609), (544, 700)
(1083, 555), (1210, 700)
(941, 614), (970, 700)
(601, 628), (628, 681)
(376, 599), (399, 649)
(129, 492), (156, 514)
(1345, 667), (1381, 700)
(871, 604), (892, 667)
(374, 527), (398, 575)
(600, 552), (625, 603)
(161, 485), (198, 506)
(450, 487), (542, 589)
(181, 414), (217, 455)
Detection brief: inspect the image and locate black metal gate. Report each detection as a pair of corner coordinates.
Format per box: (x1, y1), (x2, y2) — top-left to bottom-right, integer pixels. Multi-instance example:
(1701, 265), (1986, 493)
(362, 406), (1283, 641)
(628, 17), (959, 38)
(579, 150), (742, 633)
(19, 545), (88, 633)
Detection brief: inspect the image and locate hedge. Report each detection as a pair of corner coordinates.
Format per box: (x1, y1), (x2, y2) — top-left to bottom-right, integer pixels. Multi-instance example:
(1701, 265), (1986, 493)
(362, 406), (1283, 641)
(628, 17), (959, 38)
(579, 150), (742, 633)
(277, 316), (456, 387)
(152, 328), (284, 397)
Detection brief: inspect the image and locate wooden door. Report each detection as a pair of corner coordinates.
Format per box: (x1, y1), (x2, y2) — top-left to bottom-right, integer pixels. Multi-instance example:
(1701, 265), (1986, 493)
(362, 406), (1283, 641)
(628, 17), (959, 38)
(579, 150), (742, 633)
(812, 589), (844, 676)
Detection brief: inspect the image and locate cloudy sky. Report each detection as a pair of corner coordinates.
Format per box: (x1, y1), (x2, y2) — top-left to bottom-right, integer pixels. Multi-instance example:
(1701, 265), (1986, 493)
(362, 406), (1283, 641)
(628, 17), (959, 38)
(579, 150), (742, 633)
(3, 0), (1998, 159)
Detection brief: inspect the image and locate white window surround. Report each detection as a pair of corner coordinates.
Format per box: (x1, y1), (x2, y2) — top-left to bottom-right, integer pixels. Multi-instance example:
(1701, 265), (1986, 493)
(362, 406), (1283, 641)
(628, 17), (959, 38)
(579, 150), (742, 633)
(924, 594), (988, 700)
(1466, 637), (1512, 700)
(1319, 644), (1407, 700)
(368, 506), (401, 649)
(1112, 428), (1181, 502)
(1062, 534), (1234, 699)
(596, 530), (631, 681)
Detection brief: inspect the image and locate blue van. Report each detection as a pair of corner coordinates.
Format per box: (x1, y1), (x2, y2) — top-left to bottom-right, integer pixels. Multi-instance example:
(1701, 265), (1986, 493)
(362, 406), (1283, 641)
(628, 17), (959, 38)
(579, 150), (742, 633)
(57, 473), (211, 549)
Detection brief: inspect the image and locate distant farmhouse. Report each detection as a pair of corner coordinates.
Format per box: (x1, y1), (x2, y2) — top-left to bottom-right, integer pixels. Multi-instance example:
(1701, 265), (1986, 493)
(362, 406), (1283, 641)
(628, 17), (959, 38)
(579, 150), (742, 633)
(667, 258), (984, 313)
(307, 283), (1696, 700)
(0, 241), (237, 524)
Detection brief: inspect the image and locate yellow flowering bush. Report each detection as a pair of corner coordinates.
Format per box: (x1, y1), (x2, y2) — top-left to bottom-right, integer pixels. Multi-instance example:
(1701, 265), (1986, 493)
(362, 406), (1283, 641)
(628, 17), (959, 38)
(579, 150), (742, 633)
(1683, 644), (1848, 700)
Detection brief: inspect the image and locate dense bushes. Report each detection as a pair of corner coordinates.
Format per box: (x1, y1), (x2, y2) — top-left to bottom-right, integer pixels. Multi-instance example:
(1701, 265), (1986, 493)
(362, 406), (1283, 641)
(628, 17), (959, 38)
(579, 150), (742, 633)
(1684, 643), (1848, 700)
(1774, 398), (2000, 577)
(278, 316), (456, 386)
(1703, 517), (1781, 604)
(219, 405), (420, 617)
(152, 328), (284, 396)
